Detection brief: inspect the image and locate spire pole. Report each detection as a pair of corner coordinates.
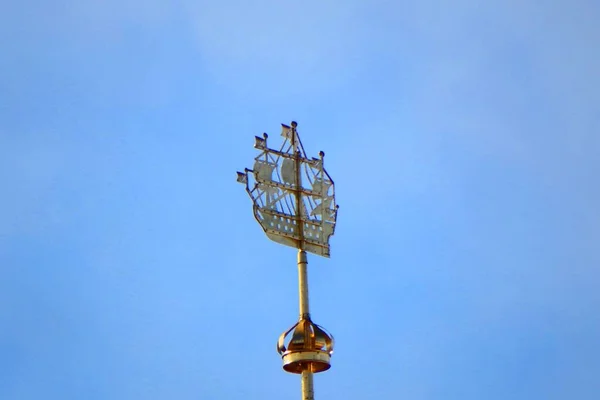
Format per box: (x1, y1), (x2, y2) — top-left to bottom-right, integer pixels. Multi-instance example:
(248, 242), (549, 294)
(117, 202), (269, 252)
(297, 249), (313, 400)
(293, 120), (314, 400)
(298, 249), (310, 319)
(301, 369), (315, 400)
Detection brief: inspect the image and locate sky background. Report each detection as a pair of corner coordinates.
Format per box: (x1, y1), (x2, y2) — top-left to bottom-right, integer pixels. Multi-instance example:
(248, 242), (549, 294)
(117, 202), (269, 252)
(1, 1), (599, 399)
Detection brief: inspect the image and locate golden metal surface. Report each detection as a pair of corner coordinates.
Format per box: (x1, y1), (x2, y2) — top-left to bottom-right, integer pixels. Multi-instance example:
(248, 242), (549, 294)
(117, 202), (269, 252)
(298, 250), (310, 319)
(277, 319), (334, 357)
(291, 122), (305, 251)
(301, 371), (314, 400)
(282, 351), (331, 374)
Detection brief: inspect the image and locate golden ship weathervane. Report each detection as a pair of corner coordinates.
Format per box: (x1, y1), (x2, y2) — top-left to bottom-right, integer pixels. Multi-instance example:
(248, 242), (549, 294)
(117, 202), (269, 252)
(237, 121), (338, 400)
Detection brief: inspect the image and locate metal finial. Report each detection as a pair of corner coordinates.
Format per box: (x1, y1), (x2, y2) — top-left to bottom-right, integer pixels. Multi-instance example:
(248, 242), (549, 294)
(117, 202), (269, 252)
(237, 120), (338, 400)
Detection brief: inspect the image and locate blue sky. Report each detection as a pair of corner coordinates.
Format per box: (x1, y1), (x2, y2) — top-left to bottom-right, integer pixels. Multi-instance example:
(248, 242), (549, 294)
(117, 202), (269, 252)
(1, 1), (599, 399)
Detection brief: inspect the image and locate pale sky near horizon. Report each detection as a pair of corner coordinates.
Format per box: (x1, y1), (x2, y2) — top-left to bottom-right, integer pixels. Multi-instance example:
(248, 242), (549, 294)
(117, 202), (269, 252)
(1, 1), (600, 399)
